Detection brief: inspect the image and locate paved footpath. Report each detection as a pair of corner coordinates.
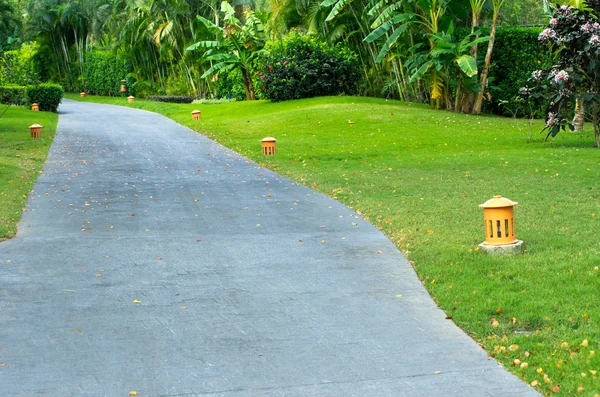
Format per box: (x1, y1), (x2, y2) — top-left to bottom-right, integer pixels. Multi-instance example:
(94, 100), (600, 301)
(0, 100), (540, 396)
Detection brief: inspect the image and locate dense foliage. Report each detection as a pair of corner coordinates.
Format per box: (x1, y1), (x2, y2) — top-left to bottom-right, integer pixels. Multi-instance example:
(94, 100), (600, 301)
(0, 43), (41, 86)
(26, 84), (64, 112)
(84, 51), (132, 96)
(0, 85), (27, 106)
(258, 34), (360, 101)
(464, 27), (553, 117)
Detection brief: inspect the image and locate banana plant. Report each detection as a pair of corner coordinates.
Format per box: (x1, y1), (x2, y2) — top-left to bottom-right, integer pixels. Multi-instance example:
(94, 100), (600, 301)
(187, 1), (265, 100)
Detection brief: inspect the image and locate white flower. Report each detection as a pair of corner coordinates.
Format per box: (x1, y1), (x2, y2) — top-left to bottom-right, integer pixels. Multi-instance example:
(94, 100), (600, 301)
(532, 70), (543, 80)
(590, 35), (600, 46)
(547, 112), (557, 127)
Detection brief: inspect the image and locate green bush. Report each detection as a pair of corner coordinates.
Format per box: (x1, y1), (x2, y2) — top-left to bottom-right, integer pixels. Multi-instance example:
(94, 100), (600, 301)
(0, 43), (41, 86)
(26, 84), (64, 112)
(258, 33), (361, 102)
(215, 68), (247, 101)
(85, 51), (132, 96)
(0, 85), (27, 105)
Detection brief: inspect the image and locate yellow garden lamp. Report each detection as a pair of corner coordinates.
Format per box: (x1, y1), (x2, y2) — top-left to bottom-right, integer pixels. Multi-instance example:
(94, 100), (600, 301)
(192, 110), (201, 120)
(261, 137), (276, 155)
(478, 195), (523, 254)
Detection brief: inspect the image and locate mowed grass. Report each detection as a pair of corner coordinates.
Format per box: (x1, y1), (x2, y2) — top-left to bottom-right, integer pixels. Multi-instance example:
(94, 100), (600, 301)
(0, 105), (58, 240)
(68, 93), (600, 396)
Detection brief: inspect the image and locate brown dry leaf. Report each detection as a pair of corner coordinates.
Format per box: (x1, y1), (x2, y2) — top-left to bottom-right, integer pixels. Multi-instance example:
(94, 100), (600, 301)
(508, 344), (519, 352)
(434, 371), (441, 375)
(520, 362), (528, 369)
(530, 380), (538, 387)
(196, 238), (201, 242)
(560, 341), (569, 349)
(156, 257), (162, 260)
(133, 300), (141, 304)
(551, 385), (560, 393)
(427, 230), (434, 234)
(496, 308), (503, 314)
(320, 239), (325, 244)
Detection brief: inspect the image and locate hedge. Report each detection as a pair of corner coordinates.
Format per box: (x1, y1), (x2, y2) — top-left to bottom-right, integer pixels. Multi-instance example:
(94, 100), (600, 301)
(85, 50), (133, 96)
(147, 95), (198, 103)
(26, 84), (64, 112)
(258, 33), (360, 102)
(0, 43), (41, 86)
(0, 85), (27, 106)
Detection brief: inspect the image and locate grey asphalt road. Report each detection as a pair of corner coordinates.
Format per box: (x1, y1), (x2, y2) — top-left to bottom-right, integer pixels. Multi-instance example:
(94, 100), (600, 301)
(0, 100), (540, 396)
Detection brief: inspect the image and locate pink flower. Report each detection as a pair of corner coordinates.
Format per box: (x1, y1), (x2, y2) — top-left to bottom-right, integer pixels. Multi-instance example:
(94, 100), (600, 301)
(550, 18), (558, 27)
(539, 28), (558, 42)
(546, 112), (557, 127)
(554, 70), (569, 83)
(590, 35), (600, 46)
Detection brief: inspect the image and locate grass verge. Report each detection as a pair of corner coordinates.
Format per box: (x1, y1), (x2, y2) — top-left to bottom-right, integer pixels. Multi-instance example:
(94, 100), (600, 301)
(0, 105), (58, 240)
(67, 93), (600, 396)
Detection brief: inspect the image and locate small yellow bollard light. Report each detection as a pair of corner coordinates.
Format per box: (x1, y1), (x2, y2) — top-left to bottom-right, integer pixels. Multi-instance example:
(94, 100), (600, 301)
(478, 195), (523, 254)
(80, 92), (86, 98)
(29, 123), (42, 138)
(127, 96), (135, 103)
(120, 79), (127, 93)
(191, 110), (202, 120)
(31, 103), (39, 111)
(261, 137), (276, 155)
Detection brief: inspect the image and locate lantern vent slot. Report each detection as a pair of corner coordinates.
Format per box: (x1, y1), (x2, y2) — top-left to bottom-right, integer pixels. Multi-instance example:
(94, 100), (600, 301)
(496, 220), (502, 238)
(489, 220), (493, 238)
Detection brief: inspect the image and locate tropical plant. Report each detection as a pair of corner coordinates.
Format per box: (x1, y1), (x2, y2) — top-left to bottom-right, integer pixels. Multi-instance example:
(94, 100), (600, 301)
(187, 1), (266, 100)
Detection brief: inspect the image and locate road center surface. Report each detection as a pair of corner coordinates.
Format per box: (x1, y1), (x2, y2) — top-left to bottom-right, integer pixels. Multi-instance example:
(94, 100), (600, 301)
(0, 100), (539, 396)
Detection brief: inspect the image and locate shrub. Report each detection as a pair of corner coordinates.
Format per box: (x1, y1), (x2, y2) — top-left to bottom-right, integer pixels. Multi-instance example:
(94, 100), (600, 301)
(0, 43), (41, 86)
(85, 51), (132, 96)
(215, 68), (247, 101)
(0, 85), (27, 105)
(26, 84), (64, 112)
(258, 33), (360, 102)
(147, 95), (197, 103)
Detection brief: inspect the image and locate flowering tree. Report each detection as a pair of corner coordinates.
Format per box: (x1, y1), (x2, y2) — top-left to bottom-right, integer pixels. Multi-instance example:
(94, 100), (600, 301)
(521, 1), (600, 147)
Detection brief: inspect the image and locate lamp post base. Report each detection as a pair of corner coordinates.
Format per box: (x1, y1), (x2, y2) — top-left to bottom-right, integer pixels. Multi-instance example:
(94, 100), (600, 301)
(478, 240), (524, 255)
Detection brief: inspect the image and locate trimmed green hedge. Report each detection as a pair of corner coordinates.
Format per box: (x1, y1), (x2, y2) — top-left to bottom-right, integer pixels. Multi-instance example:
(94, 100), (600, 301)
(26, 84), (64, 112)
(0, 85), (27, 106)
(0, 83), (63, 111)
(0, 43), (41, 86)
(85, 51), (132, 96)
(147, 95), (197, 103)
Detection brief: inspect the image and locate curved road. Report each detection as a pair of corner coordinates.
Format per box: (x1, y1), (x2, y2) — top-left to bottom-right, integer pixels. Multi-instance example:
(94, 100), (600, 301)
(0, 100), (539, 396)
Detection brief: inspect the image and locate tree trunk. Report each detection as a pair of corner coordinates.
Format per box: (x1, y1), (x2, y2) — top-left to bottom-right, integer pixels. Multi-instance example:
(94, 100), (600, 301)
(241, 68), (255, 100)
(572, 97), (585, 131)
(472, 2), (502, 114)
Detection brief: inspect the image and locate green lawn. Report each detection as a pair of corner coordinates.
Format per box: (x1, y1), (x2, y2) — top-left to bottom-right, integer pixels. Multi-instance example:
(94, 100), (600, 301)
(0, 105), (58, 240)
(68, 93), (599, 396)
